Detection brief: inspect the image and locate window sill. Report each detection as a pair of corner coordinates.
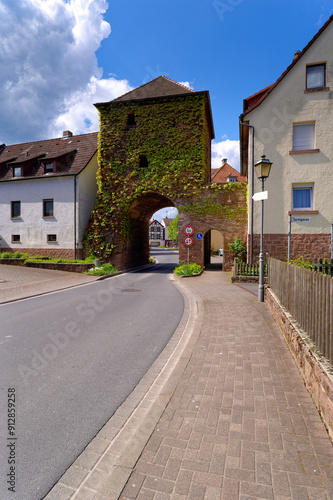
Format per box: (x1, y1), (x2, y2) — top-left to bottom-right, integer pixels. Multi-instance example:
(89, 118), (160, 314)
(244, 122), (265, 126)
(43, 216), (55, 219)
(288, 210), (319, 215)
(304, 87), (329, 93)
(11, 217), (22, 220)
(289, 149), (320, 155)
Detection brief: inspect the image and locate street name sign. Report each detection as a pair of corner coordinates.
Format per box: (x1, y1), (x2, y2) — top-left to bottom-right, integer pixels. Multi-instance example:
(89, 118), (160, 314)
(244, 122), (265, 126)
(252, 191), (268, 201)
(291, 217), (311, 223)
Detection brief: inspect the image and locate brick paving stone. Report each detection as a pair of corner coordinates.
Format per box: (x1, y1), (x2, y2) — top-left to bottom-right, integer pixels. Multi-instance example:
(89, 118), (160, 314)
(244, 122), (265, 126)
(118, 271), (333, 500)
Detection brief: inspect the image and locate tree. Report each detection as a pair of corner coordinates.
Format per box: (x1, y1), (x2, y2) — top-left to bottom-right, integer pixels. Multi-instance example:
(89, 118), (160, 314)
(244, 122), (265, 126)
(168, 215), (178, 243)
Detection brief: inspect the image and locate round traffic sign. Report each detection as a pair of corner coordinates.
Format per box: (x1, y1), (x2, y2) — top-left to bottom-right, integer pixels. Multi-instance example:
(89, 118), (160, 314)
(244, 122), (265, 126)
(184, 237), (193, 246)
(184, 225), (194, 235)
(196, 232), (203, 240)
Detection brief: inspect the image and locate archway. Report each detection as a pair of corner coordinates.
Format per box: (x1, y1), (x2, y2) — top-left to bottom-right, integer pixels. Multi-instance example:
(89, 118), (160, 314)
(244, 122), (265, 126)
(203, 229), (224, 270)
(125, 193), (176, 268)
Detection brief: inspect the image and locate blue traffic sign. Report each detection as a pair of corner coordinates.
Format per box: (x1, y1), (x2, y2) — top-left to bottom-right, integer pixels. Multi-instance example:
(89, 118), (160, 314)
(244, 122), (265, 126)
(196, 232), (203, 240)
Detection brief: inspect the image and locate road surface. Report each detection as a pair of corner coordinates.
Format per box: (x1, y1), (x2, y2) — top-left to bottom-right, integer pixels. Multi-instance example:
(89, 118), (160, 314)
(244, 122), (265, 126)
(0, 249), (183, 500)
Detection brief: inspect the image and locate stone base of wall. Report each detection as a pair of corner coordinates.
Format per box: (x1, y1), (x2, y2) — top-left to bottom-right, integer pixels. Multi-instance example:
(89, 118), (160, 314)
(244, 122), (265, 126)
(266, 287), (333, 441)
(25, 262), (93, 273)
(0, 247), (84, 260)
(248, 233), (331, 262)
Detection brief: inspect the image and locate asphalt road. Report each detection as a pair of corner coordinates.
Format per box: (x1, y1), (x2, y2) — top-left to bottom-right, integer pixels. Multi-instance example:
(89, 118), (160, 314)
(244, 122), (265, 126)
(0, 249), (183, 500)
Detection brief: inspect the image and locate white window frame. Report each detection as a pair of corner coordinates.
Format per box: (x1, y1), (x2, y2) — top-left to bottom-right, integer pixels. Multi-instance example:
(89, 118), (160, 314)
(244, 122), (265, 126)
(292, 184), (314, 212)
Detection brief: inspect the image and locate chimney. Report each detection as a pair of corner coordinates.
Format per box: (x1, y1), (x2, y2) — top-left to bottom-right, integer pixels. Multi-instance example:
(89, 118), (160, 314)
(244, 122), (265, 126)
(293, 50), (301, 61)
(222, 158), (227, 165)
(62, 130), (73, 139)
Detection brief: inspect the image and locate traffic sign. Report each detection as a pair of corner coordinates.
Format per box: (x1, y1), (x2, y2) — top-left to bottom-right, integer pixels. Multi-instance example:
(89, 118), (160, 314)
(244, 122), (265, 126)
(252, 191), (268, 201)
(184, 225), (194, 235)
(184, 237), (193, 246)
(196, 232), (203, 240)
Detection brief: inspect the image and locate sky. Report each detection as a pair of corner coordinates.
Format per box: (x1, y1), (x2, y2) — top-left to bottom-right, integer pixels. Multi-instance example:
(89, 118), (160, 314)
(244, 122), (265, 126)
(0, 0), (332, 221)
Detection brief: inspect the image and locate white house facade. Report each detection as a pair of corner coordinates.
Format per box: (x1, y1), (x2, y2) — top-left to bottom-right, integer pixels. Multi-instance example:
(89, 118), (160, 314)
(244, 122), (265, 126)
(240, 15), (333, 261)
(0, 131), (98, 259)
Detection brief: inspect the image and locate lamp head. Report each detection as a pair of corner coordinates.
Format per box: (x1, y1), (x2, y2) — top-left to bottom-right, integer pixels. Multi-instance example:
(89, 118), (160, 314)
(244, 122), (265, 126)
(255, 155), (272, 181)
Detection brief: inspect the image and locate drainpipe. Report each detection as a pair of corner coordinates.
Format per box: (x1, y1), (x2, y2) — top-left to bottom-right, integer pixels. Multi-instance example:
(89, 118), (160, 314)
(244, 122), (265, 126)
(239, 121), (255, 264)
(74, 175), (77, 260)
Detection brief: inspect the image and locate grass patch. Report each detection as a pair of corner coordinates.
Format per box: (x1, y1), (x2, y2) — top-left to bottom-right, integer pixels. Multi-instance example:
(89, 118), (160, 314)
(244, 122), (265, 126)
(173, 263), (203, 276)
(86, 263), (118, 276)
(0, 251), (29, 259)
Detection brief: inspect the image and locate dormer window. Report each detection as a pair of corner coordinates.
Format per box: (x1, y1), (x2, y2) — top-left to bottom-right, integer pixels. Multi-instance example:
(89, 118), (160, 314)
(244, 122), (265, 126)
(13, 166), (22, 178)
(306, 64), (326, 90)
(227, 176), (237, 183)
(126, 112), (136, 129)
(44, 162), (53, 174)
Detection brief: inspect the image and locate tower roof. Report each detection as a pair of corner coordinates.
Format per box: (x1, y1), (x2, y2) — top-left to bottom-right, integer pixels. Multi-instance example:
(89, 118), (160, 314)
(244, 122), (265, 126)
(112, 76), (194, 102)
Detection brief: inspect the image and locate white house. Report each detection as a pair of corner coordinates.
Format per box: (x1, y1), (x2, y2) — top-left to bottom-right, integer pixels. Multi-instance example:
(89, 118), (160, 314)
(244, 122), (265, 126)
(0, 131), (98, 259)
(240, 14), (333, 262)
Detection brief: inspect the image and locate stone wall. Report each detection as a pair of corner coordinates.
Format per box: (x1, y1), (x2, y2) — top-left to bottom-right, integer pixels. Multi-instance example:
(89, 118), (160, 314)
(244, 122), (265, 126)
(265, 287), (333, 441)
(0, 247), (84, 260)
(249, 233), (331, 262)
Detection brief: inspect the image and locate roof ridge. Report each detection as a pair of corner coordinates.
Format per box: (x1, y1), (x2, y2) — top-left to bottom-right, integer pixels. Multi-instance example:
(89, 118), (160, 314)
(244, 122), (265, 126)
(3, 131), (98, 149)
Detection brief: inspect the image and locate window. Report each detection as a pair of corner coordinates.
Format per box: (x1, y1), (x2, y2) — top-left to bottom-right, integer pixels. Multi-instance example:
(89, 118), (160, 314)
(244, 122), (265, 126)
(227, 177), (237, 183)
(306, 64), (326, 90)
(11, 235), (20, 242)
(292, 123), (315, 151)
(11, 201), (21, 218)
(126, 113), (136, 128)
(43, 199), (54, 217)
(47, 234), (57, 242)
(292, 185), (313, 211)
(44, 162), (53, 174)
(13, 166), (22, 178)
(139, 155), (148, 168)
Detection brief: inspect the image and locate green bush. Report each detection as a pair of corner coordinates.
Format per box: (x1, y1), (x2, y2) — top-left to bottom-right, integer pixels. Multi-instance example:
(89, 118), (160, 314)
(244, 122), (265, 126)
(288, 256), (314, 270)
(84, 255), (96, 263)
(86, 263), (118, 276)
(0, 251), (29, 259)
(173, 263), (203, 276)
(228, 237), (246, 262)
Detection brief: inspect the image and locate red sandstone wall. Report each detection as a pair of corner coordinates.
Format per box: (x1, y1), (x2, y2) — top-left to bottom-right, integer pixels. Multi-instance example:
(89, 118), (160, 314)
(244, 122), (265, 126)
(248, 233), (331, 262)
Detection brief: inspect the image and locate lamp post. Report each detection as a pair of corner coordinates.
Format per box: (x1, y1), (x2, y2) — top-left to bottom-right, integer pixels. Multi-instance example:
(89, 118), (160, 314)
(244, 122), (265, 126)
(255, 155), (272, 302)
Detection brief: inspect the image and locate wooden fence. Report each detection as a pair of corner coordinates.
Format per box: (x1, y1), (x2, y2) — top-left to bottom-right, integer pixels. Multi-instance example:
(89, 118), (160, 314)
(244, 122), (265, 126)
(268, 258), (333, 364)
(313, 259), (333, 277)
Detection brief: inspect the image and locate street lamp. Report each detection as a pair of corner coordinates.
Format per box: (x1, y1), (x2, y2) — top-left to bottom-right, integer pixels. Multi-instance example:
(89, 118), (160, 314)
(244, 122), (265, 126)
(255, 154), (272, 302)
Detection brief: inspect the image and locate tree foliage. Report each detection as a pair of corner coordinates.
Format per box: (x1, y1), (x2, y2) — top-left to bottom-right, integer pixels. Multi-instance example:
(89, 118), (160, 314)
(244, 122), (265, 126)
(168, 215), (179, 243)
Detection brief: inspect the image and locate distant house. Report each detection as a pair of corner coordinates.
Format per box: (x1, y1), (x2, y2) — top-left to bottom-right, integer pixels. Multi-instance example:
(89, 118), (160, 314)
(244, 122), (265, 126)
(0, 131), (98, 259)
(240, 14), (333, 261)
(149, 219), (164, 246)
(211, 159), (246, 183)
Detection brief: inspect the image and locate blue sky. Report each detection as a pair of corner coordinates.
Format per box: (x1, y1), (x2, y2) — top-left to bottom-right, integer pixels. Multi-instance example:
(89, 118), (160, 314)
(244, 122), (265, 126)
(0, 0), (332, 222)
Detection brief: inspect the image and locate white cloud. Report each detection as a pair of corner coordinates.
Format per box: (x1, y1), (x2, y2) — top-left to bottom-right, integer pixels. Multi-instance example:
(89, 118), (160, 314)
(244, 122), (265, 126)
(0, 0), (132, 144)
(152, 207), (178, 222)
(211, 138), (240, 171)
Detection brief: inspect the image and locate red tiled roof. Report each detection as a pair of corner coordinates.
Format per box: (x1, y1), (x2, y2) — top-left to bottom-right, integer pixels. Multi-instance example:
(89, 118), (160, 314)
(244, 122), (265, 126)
(241, 14), (333, 117)
(0, 132), (98, 181)
(211, 161), (246, 183)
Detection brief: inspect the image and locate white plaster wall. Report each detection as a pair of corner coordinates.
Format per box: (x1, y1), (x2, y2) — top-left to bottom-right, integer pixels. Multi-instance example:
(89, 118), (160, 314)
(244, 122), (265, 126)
(77, 153), (98, 248)
(245, 21), (333, 235)
(0, 176), (75, 249)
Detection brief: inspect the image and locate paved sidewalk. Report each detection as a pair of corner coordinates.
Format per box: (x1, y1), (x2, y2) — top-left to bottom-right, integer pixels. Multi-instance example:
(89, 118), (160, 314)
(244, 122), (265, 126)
(119, 271), (333, 500)
(0, 264), (99, 304)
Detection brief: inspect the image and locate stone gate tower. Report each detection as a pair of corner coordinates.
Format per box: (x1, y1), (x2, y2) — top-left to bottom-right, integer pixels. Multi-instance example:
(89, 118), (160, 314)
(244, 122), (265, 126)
(86, 76), (247, 270)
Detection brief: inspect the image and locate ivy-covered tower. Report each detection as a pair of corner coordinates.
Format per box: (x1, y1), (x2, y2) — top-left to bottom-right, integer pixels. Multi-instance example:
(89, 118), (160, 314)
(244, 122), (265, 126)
(85, 76), (247, 270)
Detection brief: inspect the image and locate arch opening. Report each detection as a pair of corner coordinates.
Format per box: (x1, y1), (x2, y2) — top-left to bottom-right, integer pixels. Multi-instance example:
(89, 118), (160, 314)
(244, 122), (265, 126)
(204, 229), (224, 271)
(125, 193), (176, 268)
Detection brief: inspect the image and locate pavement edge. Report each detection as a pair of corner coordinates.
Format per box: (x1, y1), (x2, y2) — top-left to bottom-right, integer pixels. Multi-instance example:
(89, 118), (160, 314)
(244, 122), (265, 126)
(44, 274), (203, 500)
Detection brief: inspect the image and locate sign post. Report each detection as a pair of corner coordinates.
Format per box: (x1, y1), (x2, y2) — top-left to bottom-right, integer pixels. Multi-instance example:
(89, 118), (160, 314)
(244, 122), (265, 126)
(184, 236), (193, 264)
